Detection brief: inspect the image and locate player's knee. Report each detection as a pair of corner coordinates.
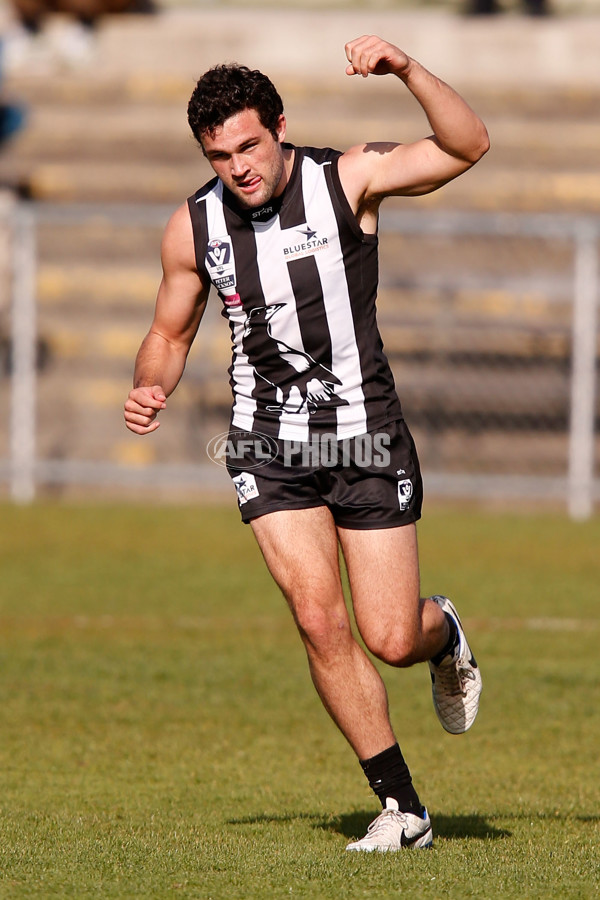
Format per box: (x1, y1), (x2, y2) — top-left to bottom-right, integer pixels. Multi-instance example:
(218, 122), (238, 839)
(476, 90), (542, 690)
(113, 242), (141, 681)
(366, 630), (419, 668)
(292, 599), (351, 657)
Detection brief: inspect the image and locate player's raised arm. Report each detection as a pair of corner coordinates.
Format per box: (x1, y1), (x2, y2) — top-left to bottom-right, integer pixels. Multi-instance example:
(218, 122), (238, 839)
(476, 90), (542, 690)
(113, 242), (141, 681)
(124, 203), (209, 435)
(339, 35), (490, 222)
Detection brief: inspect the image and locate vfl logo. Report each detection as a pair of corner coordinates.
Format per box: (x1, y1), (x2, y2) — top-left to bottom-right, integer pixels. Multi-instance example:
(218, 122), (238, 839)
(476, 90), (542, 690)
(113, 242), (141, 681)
(207, 239), (230, 267)
(398, 478), (413, 512)
(205, 235), (242, 309)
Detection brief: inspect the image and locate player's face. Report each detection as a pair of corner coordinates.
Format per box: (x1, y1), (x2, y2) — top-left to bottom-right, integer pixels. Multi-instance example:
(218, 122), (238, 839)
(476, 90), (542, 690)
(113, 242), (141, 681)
(201, 109), (288, 209)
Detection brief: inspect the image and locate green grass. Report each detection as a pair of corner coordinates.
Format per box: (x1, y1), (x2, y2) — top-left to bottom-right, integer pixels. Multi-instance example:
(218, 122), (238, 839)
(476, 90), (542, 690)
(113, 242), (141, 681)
(0, 503), (599, 898)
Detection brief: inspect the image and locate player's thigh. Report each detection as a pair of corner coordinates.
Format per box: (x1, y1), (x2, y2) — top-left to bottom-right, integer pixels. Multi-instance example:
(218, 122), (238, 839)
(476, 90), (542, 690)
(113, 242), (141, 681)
(337, 522), (421, 646)
(250, 506), (347, 621)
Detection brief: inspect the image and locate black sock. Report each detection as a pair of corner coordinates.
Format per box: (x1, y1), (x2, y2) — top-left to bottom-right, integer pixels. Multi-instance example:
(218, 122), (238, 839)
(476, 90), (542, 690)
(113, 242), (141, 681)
(430, 611), (459, 666)
(360, 743), (423, 815)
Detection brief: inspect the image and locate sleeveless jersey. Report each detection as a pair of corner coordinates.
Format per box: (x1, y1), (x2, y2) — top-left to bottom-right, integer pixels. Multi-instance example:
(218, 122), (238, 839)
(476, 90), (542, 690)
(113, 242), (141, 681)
(187, 144), (403, 441)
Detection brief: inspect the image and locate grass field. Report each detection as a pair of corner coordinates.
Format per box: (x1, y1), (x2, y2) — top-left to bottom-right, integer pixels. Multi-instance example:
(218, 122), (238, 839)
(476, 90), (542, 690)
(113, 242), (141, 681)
(0, 502), (598, 899)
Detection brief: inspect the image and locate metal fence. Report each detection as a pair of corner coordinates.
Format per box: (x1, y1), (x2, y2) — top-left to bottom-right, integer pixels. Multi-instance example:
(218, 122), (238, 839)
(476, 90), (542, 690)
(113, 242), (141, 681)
(1, 201), (598, 517)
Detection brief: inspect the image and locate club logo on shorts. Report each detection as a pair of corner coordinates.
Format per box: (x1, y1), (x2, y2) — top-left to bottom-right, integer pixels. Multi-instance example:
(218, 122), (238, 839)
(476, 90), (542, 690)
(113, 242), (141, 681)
(397, 478), (413, 512)
(232, 472), (260, 506)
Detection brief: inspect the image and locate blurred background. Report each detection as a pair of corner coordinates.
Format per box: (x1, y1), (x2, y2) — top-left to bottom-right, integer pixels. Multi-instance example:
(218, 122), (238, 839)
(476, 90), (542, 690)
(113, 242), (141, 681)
(0, 0), (598, 516)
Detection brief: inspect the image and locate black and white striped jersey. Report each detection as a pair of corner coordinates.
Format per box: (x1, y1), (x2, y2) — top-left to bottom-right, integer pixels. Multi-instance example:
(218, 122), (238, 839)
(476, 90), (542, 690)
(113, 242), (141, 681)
(187, 144), (403, 441)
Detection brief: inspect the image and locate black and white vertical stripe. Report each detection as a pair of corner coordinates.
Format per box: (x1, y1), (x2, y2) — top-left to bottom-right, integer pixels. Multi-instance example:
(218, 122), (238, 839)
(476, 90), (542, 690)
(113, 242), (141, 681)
(188, 145), (402, 441)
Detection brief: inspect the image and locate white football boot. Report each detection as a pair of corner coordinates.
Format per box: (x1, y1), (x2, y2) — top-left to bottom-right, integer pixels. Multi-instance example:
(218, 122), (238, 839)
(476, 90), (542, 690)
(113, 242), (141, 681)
(346, 799), (433, 852)
(428, 595), (482, 734)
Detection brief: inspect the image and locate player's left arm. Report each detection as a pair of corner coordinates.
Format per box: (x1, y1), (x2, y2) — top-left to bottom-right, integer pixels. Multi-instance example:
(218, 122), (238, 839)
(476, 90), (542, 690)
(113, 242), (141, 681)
(338, 36), (490, 220)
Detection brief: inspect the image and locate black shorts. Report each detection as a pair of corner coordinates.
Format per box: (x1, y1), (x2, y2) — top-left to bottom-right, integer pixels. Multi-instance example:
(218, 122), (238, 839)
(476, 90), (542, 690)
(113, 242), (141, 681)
(224, 420), (423, 530)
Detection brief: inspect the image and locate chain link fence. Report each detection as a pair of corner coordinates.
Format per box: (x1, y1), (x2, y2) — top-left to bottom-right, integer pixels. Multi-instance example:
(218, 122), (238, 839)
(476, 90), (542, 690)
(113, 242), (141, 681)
(1, 201), (598, 516)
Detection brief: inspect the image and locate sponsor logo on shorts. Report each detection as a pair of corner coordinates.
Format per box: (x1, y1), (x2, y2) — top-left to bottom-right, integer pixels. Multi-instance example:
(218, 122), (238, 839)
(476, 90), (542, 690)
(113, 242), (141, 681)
(232, 472), (260, 506)
(206, 431), (278, 469)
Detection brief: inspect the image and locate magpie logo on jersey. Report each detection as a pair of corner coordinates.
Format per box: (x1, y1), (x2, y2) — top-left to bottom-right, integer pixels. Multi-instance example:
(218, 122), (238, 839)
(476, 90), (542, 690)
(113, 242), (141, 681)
(205, 236), (242, 309)
(242, 303), (348, 416)
(282, 223), (329, 261)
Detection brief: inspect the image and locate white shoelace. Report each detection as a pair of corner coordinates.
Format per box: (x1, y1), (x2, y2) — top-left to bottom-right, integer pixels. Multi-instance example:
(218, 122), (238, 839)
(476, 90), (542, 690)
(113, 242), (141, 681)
(435, 659), (476, 697)
(364, 808), (408, 839)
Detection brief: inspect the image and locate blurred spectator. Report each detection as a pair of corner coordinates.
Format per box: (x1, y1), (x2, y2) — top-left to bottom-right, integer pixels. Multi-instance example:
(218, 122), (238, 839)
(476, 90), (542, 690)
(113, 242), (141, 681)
(466, 0), (549, 14)
(0, 32), (26, 148)
(4, 0), (155, 71)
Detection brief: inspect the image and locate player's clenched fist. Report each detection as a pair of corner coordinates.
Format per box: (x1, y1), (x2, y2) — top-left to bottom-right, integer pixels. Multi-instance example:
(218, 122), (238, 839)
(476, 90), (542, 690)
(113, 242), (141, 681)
(124, 385), (167, 434)
(345, 35), (411, 79)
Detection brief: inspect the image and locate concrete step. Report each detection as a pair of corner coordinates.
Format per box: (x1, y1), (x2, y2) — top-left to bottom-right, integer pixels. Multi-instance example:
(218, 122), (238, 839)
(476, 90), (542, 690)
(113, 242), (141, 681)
(35, 262), (573, 316)
(39, 320), (231, 367)
(4, 157), (599, 209)
(3, 9), (600, 206)
(6, 8), (600, 93)
(11, 104), (198, 164)
(14, 93), (600, 161)
(4, 86), (599, 204)
(38, 263), (160, 306)
(37, 310), (573, 369)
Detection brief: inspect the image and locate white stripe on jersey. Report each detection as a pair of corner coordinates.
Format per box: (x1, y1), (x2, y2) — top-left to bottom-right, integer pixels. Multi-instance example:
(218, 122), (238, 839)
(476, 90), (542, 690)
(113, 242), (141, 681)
(301, 157), (368, 437)
(201, 183), (257, 432)
(252, 219), (311, 442)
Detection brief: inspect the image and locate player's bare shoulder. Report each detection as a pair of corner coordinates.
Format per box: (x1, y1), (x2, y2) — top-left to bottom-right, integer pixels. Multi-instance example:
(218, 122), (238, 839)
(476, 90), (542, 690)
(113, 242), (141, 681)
(337, 143), (395, 230)
(161, 202), (197, 273)
(337, 145), (370, 213)
(339, 141), (404, 200)
(157, 201), (210, 305)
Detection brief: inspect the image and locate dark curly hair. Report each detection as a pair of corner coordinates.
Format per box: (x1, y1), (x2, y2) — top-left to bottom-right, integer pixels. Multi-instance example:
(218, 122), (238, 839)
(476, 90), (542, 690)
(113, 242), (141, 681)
(187, 64), (284, 148)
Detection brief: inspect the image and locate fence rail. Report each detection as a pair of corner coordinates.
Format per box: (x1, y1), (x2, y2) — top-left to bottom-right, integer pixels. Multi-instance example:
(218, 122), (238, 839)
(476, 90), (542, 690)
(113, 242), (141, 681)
(1, 202), (598, 517)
